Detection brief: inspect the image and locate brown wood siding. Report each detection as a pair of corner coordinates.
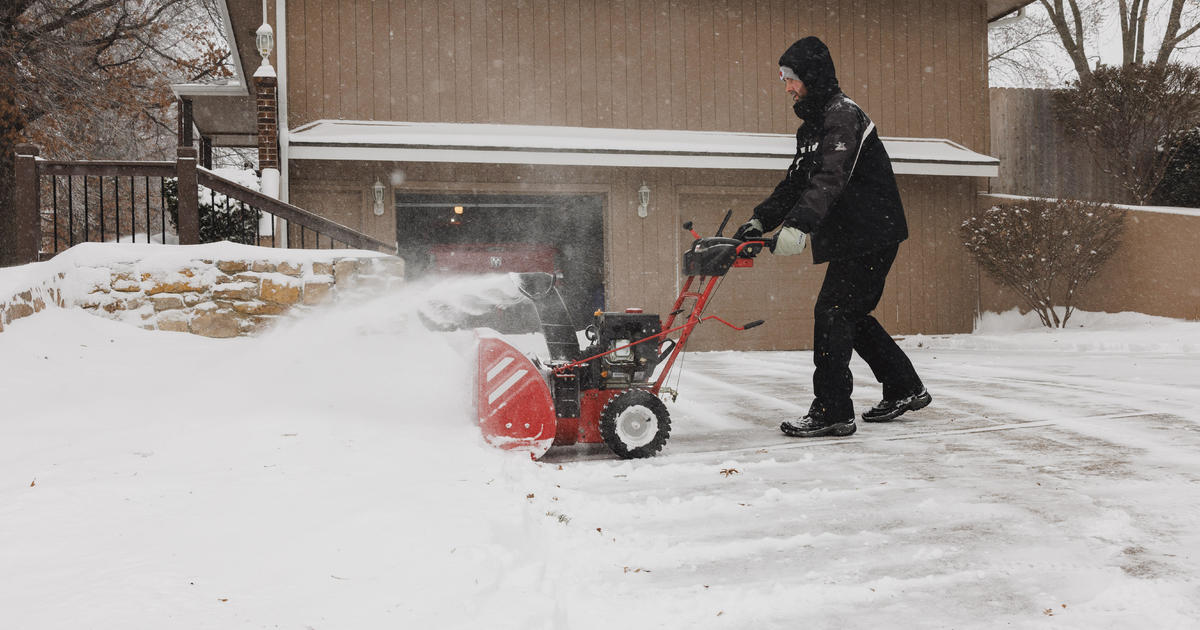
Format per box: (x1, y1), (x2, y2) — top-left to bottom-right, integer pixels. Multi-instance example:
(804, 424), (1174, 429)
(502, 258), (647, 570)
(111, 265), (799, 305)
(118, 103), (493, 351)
(285, 0), (990, 151)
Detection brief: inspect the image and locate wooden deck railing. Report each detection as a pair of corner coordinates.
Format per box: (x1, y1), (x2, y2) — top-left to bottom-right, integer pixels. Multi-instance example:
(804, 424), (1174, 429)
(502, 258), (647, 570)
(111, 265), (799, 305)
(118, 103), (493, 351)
(2, 144), (394, 267)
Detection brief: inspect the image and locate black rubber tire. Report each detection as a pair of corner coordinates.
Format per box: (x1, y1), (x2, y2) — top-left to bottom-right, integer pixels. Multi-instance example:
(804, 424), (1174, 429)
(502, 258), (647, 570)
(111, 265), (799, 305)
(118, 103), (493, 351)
(599, 389), (671, 459)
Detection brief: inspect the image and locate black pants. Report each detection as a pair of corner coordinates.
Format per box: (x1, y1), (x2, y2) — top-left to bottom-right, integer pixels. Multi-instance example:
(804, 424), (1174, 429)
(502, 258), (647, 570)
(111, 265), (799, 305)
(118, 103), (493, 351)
(810, 244), (922, 419)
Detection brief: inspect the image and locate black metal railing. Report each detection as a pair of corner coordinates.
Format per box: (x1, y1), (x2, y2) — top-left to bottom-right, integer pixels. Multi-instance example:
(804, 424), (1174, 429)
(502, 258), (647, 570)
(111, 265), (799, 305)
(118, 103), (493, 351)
(37, 161), (177, 253)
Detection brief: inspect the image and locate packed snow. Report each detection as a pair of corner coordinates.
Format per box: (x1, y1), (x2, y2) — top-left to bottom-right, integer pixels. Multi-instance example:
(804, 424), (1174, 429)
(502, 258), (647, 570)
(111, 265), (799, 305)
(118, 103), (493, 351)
(2, 258), (1199, 629)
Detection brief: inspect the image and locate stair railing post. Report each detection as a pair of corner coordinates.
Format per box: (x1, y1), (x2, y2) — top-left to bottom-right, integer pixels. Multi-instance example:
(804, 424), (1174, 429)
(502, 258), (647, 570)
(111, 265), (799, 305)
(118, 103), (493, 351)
(176, 146), (200, 245)
(6, 143), (41, 266)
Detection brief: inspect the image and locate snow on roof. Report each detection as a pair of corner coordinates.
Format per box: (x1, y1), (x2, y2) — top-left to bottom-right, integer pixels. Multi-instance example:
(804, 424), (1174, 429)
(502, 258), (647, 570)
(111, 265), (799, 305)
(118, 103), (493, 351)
(287, 120), (999, 178)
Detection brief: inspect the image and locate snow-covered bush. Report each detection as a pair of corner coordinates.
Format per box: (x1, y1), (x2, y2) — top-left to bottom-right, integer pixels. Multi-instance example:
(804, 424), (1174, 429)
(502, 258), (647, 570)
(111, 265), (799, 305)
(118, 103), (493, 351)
(960, 199), (1127, 328)
(163, 170), (263, 245)
(1150, 127), (1200, 208)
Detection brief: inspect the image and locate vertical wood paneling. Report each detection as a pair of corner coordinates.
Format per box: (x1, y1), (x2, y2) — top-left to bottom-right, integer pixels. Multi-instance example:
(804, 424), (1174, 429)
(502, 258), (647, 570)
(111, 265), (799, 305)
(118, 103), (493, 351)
(726, 1), (744, 131)
(386, 0), (406, 121)
(594, 0), (613, 126)
(533, 0), (552, 124)
(579, 0), (597, 126)
(548, 0), (566, 126)
(609, 0), (628, 127)
(623, 0), (643, 129)
(405, 1), (424, 121)
(697, 1), (714, 128)
(564, 0), (582, 126)
(470, 0), (488, 122)
(500, 0), (518, 123)
(287, 0), (992, 148)
(340, 1), (358, 118)
(419, 1), (437, 120)
(653, 0), (671, 129)
(639, 0), (658, 130)
(670, 0), (688, 129)
(287, 2), (304, 123)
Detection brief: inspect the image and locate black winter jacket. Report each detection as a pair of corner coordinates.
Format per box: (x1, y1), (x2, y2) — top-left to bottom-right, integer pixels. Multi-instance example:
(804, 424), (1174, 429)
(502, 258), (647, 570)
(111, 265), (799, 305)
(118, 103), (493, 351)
(753, 38), (908, 263)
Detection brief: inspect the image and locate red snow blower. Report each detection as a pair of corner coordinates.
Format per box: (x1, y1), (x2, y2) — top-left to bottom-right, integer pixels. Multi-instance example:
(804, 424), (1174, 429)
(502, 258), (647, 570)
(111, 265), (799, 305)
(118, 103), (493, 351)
(474, 210), (774, 460)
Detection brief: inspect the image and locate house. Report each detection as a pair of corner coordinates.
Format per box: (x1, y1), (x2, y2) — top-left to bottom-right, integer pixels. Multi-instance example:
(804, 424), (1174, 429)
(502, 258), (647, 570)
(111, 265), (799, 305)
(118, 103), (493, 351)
(177, 1), (1038, 350)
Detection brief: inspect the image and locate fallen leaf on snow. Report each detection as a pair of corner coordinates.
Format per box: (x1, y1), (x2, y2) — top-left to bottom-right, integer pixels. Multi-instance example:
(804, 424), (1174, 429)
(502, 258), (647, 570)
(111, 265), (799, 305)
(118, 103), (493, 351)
(720, 468), (740, 477)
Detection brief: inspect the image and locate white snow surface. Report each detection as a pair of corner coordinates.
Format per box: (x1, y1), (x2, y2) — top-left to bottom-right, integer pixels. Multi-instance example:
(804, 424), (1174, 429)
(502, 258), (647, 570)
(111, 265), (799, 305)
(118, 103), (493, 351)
(3, 256), (1200, 628)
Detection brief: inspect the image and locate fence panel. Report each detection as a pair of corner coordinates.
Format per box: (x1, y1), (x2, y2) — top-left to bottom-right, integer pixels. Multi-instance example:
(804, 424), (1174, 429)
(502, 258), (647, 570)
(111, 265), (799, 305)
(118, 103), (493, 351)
(989, 87), (1129, 204)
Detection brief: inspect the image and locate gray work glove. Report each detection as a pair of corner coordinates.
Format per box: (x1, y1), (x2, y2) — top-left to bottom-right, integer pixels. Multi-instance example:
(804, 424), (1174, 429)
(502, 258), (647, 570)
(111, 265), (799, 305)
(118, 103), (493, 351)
(732, 218), (763, 241)
(769, 225), (808, 256)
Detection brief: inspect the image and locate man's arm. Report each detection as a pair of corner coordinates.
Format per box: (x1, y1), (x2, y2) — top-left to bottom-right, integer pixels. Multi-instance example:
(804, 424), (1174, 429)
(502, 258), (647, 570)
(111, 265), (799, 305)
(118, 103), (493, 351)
(750, 176), (801, 233)
(783, 105), (873, 233)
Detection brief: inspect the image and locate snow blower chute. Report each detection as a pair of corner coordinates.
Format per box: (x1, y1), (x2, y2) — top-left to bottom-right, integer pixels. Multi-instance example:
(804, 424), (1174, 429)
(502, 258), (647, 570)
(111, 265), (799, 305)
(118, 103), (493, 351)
(475, 210), (774, 460)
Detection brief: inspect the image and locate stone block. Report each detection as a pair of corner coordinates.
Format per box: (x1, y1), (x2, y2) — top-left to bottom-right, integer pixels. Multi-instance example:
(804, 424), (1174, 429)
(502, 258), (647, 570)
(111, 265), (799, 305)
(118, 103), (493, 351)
(251, 260), (276, 273)
(303, 281), (333, 305)
(146, 280), (205, 295)
(157, 311), (189, 332)
(236, 314), (272, 334)
(217, 260), (249, 274)
(112, 279), (142, 293)
(183, 293), (207, 307)
(190, 309), (239, 338)
(371, 257), (406, 278)
(213, 282), (259, 301)
(277, 261), (303, 277)
(261, 277), (301, 304)
(333, 259), (359, 285)
(231, 300), (288, 316)
(150, 295), (185, 311)
(8, 302), (35, 320)
(312, 261), (333, 276)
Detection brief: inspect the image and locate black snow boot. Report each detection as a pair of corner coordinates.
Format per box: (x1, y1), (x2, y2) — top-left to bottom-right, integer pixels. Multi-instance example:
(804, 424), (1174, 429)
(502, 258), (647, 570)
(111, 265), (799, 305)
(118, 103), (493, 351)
(861, 389), (932, 423)
(780, 411), (857, 438)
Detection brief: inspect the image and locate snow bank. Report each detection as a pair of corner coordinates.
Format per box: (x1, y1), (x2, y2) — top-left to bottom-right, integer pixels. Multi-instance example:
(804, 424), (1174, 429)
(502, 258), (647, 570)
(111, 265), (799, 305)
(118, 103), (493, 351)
(896, 308), (1200, 354)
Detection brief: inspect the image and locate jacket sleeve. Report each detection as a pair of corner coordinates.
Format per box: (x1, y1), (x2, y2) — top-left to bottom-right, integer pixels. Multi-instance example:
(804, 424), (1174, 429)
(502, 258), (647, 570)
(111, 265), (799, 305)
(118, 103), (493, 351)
(783, 106), (872, 233)
(750, 176), (801, 233)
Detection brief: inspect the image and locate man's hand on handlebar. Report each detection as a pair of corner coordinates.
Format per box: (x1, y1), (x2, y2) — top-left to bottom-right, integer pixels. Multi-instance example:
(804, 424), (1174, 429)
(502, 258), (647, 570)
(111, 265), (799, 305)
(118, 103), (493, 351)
(732, 218), (763, 241)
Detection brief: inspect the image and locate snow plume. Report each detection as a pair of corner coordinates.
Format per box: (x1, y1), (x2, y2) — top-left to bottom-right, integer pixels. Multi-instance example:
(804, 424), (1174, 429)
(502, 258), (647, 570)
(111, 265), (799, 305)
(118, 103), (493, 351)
(0, 276), (567, 629)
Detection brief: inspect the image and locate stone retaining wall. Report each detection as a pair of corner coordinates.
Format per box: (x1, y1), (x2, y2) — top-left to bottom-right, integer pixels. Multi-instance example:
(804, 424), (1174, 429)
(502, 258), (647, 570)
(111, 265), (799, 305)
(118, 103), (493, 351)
(0, 247), (404, 337)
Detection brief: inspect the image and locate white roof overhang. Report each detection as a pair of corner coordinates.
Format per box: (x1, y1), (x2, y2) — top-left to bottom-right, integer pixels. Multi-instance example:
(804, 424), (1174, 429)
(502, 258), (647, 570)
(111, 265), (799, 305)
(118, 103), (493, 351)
(288, 120), (999, 178)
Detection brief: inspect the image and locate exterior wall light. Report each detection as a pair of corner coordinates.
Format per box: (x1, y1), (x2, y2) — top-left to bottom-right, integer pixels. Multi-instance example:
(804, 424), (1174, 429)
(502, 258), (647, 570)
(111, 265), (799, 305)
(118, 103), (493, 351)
(372, 179), (386, 216)
(255, 22), (274, 70)
(637, 183), (650, 218)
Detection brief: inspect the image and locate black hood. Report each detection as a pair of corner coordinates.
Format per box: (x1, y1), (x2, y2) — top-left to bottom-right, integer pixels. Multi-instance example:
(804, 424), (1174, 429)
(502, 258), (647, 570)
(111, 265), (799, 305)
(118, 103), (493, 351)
(779, 36), (840, 120)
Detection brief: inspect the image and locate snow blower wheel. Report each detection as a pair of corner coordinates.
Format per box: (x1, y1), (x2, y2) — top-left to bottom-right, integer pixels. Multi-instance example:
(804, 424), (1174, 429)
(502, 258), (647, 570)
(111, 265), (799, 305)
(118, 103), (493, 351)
(600, 389), (672, 459)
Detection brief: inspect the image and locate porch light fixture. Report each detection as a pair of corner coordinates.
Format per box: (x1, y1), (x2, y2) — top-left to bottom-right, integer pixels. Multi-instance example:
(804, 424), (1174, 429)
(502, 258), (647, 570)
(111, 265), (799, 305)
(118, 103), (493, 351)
(637, 183), (650, 218)
(372, 179), (386, 215)
(255, 22), (274, 69)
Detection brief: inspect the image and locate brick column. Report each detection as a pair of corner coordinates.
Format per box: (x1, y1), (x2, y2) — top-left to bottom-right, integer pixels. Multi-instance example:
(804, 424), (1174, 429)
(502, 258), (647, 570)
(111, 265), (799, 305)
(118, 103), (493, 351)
(255, 75), (279, 171)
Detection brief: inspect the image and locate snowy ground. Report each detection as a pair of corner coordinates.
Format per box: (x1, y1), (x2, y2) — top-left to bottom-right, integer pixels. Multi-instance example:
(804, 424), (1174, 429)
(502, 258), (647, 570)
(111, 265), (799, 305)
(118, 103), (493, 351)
(2, 274), (1199, 629)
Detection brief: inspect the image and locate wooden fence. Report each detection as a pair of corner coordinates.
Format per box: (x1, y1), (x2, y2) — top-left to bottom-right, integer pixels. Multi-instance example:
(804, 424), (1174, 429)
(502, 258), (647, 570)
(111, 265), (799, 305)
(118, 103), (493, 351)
(989, 87), (1129, 203)
(2, 144), (394, 268)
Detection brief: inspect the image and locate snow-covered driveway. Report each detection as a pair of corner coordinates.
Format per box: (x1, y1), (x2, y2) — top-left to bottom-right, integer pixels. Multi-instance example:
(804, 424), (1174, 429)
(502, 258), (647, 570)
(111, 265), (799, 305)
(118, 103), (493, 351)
(1, 296), (1197, 629)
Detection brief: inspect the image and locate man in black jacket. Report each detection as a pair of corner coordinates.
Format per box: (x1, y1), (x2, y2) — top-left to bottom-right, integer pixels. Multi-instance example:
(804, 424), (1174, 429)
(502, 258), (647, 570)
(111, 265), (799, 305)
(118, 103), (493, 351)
(734, 36), (931, 438)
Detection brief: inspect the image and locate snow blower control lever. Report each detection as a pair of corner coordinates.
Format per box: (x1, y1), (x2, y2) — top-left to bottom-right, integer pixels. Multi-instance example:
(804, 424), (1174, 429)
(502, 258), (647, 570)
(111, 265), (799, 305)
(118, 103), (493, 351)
(474, 209), (771, 460)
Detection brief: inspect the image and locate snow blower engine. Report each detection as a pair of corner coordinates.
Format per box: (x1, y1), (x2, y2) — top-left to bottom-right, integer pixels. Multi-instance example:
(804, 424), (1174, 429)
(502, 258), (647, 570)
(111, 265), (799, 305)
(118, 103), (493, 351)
(474, 210), (775, 460)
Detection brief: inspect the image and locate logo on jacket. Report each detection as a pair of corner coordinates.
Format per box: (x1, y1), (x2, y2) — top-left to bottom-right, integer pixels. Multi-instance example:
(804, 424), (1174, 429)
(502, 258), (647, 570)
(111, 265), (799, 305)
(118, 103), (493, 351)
(834, 141), (848, 151)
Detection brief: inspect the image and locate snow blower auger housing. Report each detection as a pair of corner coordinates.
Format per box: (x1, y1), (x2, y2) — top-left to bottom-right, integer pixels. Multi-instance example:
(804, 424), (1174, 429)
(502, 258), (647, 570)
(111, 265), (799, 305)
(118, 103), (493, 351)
(475, 210), (774, 460)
